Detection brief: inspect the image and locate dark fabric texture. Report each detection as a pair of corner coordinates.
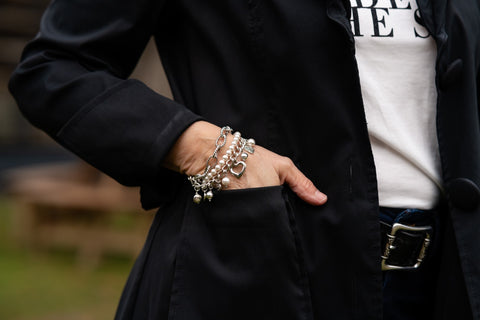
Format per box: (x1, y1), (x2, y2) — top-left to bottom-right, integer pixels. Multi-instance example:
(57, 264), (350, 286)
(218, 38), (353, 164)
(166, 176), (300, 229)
(8, 0), (480, 319)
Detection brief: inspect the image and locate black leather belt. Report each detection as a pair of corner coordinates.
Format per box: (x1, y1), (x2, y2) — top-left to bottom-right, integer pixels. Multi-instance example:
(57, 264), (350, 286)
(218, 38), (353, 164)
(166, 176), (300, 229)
(380, 221), (432, 271)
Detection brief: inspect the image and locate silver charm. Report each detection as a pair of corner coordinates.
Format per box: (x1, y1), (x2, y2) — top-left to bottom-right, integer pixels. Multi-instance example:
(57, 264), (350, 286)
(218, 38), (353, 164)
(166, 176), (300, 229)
(244, 138), (255, 154)
(193, 193), (202, 204)
(205, 190), (214, 201)
(230, 161), (246, 178)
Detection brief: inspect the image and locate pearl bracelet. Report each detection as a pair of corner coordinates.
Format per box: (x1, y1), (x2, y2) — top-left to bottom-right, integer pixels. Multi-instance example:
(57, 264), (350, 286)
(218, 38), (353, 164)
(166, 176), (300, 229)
(188, 126), (255, 204)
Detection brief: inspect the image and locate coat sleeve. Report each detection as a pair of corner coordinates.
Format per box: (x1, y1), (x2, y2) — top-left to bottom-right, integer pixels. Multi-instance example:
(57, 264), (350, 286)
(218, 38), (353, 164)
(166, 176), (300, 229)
(8, 0), (202, 187)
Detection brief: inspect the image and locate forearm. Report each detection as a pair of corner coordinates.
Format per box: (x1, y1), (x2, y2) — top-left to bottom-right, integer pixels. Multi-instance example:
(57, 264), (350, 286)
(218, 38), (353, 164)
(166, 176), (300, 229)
(163, 121), (223, 176)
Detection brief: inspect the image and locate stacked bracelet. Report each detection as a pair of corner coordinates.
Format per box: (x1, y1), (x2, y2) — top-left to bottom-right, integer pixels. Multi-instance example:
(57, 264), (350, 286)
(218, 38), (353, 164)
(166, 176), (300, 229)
(188, 126), (255, 204)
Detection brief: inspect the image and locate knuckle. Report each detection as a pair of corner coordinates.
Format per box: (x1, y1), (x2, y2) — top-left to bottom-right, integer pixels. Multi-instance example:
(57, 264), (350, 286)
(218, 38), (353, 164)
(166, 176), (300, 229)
(300, 178), (315, 190)
(279, 156), (294, 169)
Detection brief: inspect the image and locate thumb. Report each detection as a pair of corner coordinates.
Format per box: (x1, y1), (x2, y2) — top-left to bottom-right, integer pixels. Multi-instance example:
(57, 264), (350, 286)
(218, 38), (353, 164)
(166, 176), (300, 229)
(278, 158), (327, 206)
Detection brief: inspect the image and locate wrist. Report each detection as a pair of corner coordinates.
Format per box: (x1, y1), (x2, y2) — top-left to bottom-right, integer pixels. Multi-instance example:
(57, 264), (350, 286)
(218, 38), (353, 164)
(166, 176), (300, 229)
(163, 121), (222, 175)
(187, 127), (255, 203)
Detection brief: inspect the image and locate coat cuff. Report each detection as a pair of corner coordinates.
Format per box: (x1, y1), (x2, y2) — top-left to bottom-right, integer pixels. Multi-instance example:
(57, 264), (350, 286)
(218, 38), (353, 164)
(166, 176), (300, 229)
(56, 79), (202, 187)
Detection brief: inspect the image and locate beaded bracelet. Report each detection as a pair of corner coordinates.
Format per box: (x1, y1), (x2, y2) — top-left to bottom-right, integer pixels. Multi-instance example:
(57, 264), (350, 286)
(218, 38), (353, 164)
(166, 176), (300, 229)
(188, 126), (255, 203)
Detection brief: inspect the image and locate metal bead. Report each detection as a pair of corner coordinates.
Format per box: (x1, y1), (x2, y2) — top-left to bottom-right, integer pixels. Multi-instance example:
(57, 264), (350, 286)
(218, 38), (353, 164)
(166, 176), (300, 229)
(205, 191), (214, 201)
(241, 152), (248, 160)
(193, 194), (202, 204)
(247, 138), (256, 146)
(221, 177), (230, 187)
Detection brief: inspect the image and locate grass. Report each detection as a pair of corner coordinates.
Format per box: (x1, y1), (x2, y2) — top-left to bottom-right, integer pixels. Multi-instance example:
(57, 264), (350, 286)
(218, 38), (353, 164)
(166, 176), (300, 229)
(0, 197), (137, 320)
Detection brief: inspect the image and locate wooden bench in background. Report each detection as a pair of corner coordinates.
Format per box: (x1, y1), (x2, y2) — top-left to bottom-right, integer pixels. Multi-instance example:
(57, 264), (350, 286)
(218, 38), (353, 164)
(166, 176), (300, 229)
(6, 162), (155, 269)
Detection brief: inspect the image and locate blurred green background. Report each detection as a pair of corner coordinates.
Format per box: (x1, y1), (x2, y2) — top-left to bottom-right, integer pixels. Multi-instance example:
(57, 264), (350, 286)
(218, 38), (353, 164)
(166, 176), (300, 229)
(0, 197), (132, 320)
(0, 1), (173, 319)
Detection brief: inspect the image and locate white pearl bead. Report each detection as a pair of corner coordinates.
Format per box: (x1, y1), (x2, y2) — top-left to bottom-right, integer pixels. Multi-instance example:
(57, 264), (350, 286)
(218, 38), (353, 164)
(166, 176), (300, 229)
(215, 165), (221, 171)
(241, 153), (248, 160)
(247, 138), (256, 146)
(222, 177), (230, 187)
(226, 150), (232, 155)
(219, 160), (225, 166)
(234, 132), (241, 137)
(222, 155), (229, 160)
(211, 168), (216, 174)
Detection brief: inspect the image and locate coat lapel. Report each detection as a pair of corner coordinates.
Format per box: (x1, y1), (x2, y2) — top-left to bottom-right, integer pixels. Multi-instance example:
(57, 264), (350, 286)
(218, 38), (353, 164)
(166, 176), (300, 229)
(417, 0), (448, 47)
(326, 0), (354, 44)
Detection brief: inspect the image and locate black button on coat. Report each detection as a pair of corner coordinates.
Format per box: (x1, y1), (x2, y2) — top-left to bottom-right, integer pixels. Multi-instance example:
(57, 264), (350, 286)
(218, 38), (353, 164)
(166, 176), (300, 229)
(8, 0), (480, 319)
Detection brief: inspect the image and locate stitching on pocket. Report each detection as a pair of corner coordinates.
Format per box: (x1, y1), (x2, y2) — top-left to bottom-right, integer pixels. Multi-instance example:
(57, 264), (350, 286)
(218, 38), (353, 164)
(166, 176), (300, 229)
(283, 189), (315, 320)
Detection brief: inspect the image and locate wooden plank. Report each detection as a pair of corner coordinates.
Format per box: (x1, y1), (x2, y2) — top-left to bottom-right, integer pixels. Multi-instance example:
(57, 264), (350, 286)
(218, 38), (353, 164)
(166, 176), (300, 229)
(9, 178), (143, 211)
(36, 223), (149, 268)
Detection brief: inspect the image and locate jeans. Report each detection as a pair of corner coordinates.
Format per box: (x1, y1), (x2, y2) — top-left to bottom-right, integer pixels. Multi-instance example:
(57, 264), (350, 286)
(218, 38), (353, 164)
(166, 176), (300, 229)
(380, 207), (441, 320)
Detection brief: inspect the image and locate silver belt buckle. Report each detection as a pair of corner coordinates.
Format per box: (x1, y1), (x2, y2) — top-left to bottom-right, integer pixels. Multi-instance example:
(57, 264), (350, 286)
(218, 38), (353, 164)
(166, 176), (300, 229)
(381, 223), (432, 271)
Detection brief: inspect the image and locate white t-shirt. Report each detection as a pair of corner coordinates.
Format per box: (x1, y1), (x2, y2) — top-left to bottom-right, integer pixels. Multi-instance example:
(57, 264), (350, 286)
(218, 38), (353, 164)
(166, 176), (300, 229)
(350, 0), (442, 209)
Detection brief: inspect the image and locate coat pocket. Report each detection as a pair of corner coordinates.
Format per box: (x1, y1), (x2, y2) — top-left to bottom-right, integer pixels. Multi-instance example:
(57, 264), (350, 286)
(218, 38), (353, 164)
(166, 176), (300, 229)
(168, 186), (312, 320)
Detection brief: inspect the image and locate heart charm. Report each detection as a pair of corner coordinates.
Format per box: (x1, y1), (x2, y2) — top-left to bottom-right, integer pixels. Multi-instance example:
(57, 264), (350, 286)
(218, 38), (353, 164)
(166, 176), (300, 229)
(230, 161), (246, 178)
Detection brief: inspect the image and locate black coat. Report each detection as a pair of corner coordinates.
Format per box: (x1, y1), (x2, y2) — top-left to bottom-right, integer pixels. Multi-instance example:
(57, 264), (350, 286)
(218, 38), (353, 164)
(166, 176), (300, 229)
(9, 0), (480, 319)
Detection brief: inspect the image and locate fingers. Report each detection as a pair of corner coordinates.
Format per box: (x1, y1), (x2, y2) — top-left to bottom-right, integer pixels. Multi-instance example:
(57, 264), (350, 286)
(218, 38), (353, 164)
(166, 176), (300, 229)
(278, 157), (327, 206)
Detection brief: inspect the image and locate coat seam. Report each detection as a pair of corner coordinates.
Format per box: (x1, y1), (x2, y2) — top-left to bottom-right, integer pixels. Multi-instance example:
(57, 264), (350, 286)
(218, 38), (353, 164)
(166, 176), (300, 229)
(126, 210), (165, 318)
(166, 199), (191, 320)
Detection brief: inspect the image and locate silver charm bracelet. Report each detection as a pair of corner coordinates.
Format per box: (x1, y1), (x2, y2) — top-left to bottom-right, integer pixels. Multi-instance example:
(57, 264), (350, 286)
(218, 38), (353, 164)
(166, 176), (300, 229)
(188, 126), (255, 203)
